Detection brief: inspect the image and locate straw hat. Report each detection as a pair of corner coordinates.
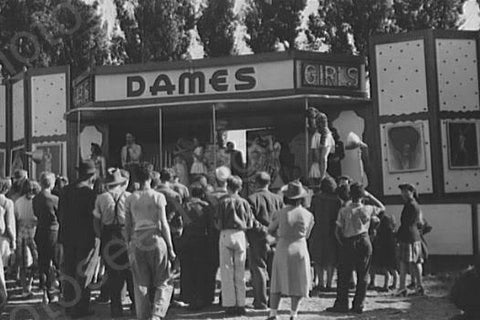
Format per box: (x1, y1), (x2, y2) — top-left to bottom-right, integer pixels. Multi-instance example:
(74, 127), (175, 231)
(13, 169), (28, 180)
(215, 166), (231, 182)
(283, 181), (308, 199)
(104, 168), (127, 186)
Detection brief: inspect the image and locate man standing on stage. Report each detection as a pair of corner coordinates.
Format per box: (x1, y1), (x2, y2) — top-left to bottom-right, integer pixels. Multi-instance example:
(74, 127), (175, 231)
(226, 142), (244, 177)
(58, 160), (97, 318)
(247, 172), (284, 310)
(121, 133), (142, 169)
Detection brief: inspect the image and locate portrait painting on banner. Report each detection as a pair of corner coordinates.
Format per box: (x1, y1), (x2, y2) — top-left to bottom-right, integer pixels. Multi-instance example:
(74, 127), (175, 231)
(32, 143), (63, 181)
(10, 146), (25, 175)
(385, 123), (427, 173)
(245, 130), (285, 193)
(447, 121), (480, 170)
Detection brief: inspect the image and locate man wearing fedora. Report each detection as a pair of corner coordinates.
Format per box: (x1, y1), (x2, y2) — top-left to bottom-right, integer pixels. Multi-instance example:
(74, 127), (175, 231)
(58, 159), (97, 318)
(247, 171), (284, 310)
(93, 168), (134, 317)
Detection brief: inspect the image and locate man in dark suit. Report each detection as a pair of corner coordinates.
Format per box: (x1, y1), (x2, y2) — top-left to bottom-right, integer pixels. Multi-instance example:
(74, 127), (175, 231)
(226, 142), (244, 177)
(58, 160), (97, 318)
(247, 172), (284, 310)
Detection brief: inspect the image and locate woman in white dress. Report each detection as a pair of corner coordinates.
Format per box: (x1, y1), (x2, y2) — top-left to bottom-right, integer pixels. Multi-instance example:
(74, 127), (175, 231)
(190, 138), (208, 176)
(307, 108), (335, 186)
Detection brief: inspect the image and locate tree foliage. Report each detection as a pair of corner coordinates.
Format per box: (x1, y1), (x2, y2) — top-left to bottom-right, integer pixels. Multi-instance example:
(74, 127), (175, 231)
(393, 0), (464, 31)
(114, 0), (194, 63)
(0, 0), (111, 77)
(308, 0), (465, 57)
(308, 0), (398, 56)
(245, 0), (305, 53)
(197, 0), (236, 57)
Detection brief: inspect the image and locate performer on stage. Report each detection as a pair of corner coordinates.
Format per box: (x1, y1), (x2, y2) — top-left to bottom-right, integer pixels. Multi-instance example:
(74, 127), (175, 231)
(307, 108), (335, 186)
(121, 133), (142, 169)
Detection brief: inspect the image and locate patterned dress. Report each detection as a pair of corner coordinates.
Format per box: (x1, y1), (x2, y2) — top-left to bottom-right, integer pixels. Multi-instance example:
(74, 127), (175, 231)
(270, 205), (314, 297)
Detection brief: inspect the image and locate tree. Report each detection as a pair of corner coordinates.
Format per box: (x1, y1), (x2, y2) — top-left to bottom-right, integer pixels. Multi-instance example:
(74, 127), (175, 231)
(245, 0), (306, 53)
(113, 0), (142, 64)
(197, 0), (236, 57)
(113, 0), (193, 63)
(393, 0), (465, 31)
(0, 0), (113, 77)
(308, 0), (398, 56)
(308, 0), (465, 57)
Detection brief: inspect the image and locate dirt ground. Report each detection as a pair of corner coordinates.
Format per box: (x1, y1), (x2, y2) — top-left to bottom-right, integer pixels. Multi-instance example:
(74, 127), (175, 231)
(3, 273), (464, 320)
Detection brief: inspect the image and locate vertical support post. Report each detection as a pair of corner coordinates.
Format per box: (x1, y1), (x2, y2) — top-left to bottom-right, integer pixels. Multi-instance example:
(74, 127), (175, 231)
(159, 108), (163, 169)
(24, 72), (32, 175)
(212, 104), (217, 170)
(472, 203), (479, 256)
(304, 97), (309, 180)
(5, 77), (12, 176)
(76, 111), (81, 173)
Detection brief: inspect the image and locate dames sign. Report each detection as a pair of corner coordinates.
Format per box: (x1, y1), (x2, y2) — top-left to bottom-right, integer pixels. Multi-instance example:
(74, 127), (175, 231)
(94, 61), (295, 102)
(127, 67), (256, 97)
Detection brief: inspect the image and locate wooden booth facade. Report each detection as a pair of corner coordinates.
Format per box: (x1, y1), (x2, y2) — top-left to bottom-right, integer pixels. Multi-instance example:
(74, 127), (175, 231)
(2, 42), (478, 257)
(67, 51), (371, 196)
(0, 66), (69, 181)
(370, 30), (480, 257)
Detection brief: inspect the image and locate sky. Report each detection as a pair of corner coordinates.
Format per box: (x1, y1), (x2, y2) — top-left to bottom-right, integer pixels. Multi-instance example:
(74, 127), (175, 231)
(460, 0), (480, 30)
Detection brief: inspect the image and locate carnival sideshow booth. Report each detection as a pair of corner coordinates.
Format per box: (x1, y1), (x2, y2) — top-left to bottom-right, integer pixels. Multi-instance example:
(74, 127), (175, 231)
(369, 30), (480, 258)
(69, 51), (370, 194)
(1, 32), (479, 258)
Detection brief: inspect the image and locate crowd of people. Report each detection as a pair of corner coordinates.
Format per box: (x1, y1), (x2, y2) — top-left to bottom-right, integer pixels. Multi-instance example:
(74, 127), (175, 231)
(0, 153), (433, 320)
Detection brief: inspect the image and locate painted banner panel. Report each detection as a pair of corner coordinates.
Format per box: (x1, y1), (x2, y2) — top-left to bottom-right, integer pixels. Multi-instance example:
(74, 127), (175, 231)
(380, 120), (433, 195)
(386, 204), (473, 255)
(441, 119), (480, 192)
(31, 73), (67, 137)
(0, 84), (5, 143)
(436, 39), (479, 112)
(32, 141), (67, 181)
(10, 145), (25, 175)
(375, 39), (428, 116)
(12, 80), (24, 142)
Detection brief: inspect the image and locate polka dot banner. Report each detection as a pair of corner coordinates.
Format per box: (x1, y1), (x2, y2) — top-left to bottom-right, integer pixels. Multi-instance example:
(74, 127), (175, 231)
(436, 39), (479, 112)
(375, 40), (428, 116)
(0, 84), (6, 144)
(31, 73), (67, 137)
(12, 80), (25, 142)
